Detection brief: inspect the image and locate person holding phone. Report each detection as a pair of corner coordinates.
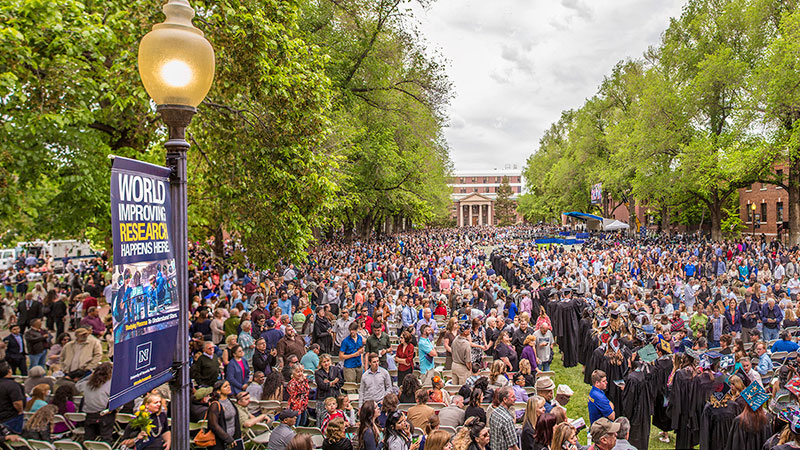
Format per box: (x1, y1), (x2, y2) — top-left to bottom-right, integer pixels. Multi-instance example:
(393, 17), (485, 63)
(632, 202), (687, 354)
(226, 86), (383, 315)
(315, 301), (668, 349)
(384, 411), (421, 450)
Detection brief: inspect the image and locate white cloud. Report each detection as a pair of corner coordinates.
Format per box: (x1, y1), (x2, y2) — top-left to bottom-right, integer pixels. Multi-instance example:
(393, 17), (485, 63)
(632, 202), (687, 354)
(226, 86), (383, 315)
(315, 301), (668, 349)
(408, 0), (686, 171)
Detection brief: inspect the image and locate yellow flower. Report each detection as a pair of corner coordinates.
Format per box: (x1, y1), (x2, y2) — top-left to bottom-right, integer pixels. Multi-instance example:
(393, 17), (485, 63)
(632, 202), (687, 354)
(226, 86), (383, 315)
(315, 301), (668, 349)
(139, 405), (146, 411)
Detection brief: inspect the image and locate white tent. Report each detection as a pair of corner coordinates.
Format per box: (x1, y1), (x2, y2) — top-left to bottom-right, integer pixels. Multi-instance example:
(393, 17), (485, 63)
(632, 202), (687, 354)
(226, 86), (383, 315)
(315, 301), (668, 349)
(602, 219), (630, 231)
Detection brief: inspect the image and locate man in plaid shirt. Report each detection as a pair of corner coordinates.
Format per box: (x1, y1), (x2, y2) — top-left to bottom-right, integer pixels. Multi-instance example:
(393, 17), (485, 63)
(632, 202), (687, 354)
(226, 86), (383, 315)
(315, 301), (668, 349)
(489, 387), (520, 450)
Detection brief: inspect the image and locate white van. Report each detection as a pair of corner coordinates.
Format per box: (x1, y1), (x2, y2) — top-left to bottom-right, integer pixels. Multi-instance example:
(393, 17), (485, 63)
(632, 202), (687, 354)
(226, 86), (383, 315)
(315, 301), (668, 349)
(0, 248), (19, 271)
(17, 240), (98, 272)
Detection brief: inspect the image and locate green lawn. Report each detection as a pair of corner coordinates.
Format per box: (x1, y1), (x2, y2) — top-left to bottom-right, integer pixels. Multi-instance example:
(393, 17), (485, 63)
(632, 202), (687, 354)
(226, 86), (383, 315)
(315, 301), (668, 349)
(550, 346), (677, 449)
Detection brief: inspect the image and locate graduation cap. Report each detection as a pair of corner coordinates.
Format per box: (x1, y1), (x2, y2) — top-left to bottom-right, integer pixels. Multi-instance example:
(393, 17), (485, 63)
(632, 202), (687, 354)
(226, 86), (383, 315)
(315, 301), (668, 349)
(786, 376), (800, 397)
(685, 348), (700, 361)
(204, 292), (218, 300)
(600, 330), (612, 345)
(779, 406), (800, 435)
(700, 351), (722, 370)
(734, 367), (753, 386)
(610, 309), (621, 319)
(599, 319), (609, 329)
(657, 336), (672, 354)
(711, 378), (731, 402)
(720, 354), (735, 370)
(610, 335), (621, 353)
(741, 380), (770, 411)
(637, 344), (658, 363)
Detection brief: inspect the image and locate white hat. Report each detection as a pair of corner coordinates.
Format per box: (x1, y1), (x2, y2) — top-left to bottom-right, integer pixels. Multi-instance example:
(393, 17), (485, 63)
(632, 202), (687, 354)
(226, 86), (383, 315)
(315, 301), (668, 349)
(556, 384), (574, 396)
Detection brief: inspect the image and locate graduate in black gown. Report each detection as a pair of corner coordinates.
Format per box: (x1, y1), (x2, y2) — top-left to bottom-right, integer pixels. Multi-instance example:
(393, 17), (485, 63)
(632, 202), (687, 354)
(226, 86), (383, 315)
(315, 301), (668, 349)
(649, 339), (674, 437)
(724, 386), (772, 450)
(698, 371), (743, 450)
(621, 359), (654, 450)
(770, 405), (800, 450)
(669, 353), (700, 449)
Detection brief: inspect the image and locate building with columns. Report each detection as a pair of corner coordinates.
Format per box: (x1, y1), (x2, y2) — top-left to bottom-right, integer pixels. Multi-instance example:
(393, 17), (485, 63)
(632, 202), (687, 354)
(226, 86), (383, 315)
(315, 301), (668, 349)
(449, 169), (524, 226)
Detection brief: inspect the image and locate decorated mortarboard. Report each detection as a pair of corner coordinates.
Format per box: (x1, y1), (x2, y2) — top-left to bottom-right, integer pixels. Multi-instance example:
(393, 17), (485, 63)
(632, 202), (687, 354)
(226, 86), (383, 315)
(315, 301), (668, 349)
(610, 336), (621, 353)
(786, 376), (800, 397)
(685, 348), (700, 360)
(734, 367), (753, 386)
(720, 354), (735, 370)
(599, 319), (609, 329)
(610, 309), (621, 319)
(637, 344), (658, 363)
(711, 379), (731, 402)
(741, 380), (771, 411)
(779, 406), (800, 434)
(657, 336), (672, 354)
(700, 351), (722, 369)
(204, 292), (218, 299)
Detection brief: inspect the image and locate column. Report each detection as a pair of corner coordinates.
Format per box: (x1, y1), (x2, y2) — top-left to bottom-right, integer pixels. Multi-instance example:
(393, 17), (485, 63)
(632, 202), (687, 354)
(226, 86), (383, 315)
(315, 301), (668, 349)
(478, 204), (483, 226)
(489, 202), (493, 226)
(469, 204), (473, 226)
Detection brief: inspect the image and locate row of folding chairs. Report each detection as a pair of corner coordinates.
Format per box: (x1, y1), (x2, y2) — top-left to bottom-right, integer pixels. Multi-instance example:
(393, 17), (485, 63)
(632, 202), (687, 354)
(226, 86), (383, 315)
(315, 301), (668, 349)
(7, 439), (110, 450)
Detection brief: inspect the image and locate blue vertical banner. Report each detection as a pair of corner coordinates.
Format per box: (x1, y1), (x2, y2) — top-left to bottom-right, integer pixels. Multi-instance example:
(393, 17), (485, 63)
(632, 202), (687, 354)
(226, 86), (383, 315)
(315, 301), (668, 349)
(109, 157), (179, 410)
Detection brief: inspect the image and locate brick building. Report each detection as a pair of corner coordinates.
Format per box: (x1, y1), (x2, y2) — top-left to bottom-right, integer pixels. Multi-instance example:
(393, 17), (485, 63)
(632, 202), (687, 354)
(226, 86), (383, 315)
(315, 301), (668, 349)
(449, 169), (524, 226)
(738, 164), (788, 237)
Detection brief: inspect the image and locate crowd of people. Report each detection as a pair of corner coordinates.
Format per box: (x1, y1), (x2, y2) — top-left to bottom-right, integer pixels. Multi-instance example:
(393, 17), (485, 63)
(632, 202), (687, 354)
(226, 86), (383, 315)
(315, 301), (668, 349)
(3, 227), (800, 450)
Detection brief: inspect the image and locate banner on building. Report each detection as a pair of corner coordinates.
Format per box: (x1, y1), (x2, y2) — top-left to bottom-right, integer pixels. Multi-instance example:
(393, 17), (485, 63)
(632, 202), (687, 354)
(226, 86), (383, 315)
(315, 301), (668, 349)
(591, 183), (603, 205)
(108, 157), (179, 410)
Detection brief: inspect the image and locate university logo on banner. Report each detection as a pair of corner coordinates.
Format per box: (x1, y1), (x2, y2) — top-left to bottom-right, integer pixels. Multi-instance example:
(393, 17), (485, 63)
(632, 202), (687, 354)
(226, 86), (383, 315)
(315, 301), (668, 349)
(108, 157), (179, 410)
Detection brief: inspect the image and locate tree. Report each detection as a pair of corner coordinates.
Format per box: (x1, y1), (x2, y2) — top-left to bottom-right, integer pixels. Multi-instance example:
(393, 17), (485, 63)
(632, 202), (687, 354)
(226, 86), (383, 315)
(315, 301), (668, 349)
(0, 0), (338, 266)
(494, 176), (515, 226)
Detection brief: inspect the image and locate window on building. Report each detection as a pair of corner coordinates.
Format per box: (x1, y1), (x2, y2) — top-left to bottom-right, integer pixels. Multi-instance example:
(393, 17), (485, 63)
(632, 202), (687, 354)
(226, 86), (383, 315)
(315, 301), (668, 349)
(460, 188), (465, 193)
(473, 188), (477, 192)
(459, 178), (464, 183)
(483, 177), (487, 183)
(496, 177), (500, 182)
(761, 203), (767, 222)
(777, 170), (784, 189)
(472, 177), (476, 183)
(747, 205), (753, 222)
(777, 202), (784, 222)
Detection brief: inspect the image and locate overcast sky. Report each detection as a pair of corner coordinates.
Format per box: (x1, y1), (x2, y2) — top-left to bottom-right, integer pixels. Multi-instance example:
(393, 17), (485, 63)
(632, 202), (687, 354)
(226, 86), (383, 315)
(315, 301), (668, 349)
(408, 0), (686, 172)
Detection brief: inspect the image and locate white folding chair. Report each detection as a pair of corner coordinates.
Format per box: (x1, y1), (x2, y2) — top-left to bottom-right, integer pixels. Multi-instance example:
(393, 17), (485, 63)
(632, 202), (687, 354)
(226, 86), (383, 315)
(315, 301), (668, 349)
(63, 412), (86, 439)
(83, 441), (113, 450)
(52, 441), (83, 450)
(5, 438), (34, 450)
(26, 440), (55, 450)
(246, 423), (271, 449)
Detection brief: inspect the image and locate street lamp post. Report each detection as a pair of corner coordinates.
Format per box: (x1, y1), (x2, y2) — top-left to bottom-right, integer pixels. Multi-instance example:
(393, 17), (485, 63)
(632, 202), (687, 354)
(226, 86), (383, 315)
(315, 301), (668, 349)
(137, 1), (214, 449)
(751, 203), (757, 237)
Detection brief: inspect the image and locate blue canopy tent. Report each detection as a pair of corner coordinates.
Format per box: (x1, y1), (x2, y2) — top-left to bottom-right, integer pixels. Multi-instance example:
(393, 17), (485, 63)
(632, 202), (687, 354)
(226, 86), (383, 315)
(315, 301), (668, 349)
(562, 211), (604, 222)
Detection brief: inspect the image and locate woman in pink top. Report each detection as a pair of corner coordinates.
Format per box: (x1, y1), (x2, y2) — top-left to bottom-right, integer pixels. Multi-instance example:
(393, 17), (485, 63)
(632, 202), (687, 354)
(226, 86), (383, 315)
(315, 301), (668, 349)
(51, 385), (76, 434)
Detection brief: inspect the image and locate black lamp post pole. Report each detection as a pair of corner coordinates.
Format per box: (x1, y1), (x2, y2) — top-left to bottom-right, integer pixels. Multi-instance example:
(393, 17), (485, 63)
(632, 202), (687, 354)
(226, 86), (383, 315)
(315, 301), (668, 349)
(159, 104), (196, 450)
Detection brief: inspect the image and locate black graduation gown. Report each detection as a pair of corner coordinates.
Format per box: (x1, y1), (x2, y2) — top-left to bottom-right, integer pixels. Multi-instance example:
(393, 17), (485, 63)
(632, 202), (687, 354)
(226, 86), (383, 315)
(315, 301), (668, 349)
(724, 415), (772, 450)
(670, 368), (698, 449)
(551, 300), (580, 367)
(584, 342), (601, 384)
(699, 401), (741, 450)
(649, 356), (674, 432)
(621, 370), (653, 450)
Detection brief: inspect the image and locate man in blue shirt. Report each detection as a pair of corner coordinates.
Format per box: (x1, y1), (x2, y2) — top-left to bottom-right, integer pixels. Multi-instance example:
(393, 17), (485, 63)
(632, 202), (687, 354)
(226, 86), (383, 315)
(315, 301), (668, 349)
(418, 324), (437, 385)
(260, 319), (283, 350)
(339, 322), (364, 383)
(401, 297), (417, 328)
(277, 291), (293, 317)
(588, 370), (614, 424)
(771, 331), (800, 353)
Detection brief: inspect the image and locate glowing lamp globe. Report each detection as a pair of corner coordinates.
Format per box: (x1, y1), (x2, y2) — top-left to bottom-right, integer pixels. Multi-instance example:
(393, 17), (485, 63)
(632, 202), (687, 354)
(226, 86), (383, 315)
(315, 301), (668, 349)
(138, 0), (215, 107)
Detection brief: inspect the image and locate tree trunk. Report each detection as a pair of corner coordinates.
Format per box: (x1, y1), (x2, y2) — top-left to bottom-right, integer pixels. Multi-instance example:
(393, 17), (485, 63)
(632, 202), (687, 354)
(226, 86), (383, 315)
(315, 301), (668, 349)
(710, 196), (723, 241)
(789, 156), (800, 246)
(213, 224), (224, 260)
